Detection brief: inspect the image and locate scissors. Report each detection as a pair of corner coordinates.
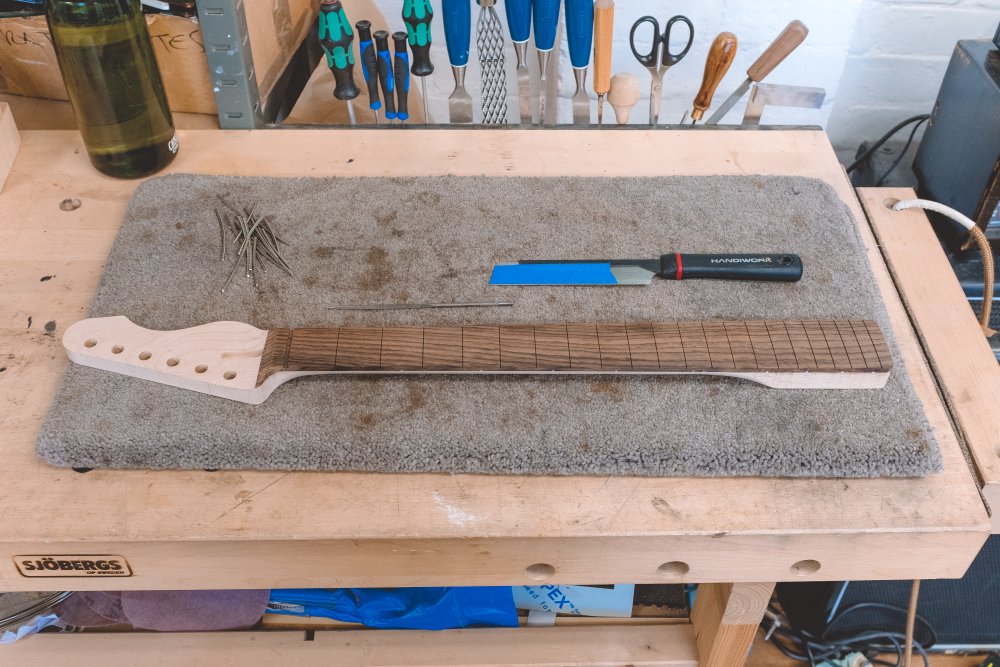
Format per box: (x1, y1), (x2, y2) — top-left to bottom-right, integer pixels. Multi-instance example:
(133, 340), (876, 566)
(629, 15), (694, 125)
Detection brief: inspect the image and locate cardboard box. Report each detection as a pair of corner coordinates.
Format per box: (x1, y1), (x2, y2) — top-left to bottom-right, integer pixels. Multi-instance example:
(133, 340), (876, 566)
(0, 2), (316, 115)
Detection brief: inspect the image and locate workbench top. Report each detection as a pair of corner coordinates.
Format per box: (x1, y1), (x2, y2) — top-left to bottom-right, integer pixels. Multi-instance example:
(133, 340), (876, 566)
(0, 128), (989, 591)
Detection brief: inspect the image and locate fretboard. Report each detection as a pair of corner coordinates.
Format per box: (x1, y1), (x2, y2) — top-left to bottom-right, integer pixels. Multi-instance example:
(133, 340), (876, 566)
(257, 320), (892, 386)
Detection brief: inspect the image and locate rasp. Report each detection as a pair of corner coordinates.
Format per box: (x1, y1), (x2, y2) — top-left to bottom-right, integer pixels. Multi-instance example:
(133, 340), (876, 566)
(489, 253), (803, 285)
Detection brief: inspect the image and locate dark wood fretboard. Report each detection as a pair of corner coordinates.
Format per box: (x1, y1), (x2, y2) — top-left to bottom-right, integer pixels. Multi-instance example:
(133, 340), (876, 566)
(256, 320), (891, 386)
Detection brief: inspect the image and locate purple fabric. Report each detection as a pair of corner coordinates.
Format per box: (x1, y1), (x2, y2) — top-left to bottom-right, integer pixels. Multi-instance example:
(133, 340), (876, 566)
(121, 590), (269, 631)
(56, 590), (268, 631)
(56, 592), (127, 627)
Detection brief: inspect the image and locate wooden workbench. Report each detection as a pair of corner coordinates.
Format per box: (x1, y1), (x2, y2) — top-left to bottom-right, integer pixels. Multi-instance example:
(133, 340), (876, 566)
(0, 127), (992, 666)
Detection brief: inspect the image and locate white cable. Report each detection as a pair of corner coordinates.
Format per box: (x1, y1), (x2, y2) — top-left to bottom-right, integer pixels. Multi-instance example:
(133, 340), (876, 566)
(890, 198), (977, 231)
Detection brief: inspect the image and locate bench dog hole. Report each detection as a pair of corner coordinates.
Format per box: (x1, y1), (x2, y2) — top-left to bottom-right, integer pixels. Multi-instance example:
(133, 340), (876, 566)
(791, 559), (821, 575)
(525, 563), (555, 581)
(657, 561), (690, 578)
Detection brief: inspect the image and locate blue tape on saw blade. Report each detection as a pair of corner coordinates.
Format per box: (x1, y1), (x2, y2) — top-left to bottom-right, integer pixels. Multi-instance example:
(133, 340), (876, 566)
(489, 263), (618, 285)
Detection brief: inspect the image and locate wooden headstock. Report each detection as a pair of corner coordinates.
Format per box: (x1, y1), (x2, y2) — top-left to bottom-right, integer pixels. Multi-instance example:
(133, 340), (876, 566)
(63, 316), (277, 404)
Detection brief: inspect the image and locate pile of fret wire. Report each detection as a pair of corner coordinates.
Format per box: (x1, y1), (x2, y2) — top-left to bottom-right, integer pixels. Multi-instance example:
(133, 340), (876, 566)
(214, 195), (293, 292)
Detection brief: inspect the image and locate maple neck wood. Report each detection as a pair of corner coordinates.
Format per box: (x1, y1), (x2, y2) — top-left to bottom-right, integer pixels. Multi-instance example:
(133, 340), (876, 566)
(63, 317), (893, 405)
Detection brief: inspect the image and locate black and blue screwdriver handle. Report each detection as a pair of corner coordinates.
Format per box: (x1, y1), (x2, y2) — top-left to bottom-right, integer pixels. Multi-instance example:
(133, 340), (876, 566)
(356, 21), (382, 121)
(656, 253), (802, 281)
(374, 30), (397, 121)
(392, 32), (410, 122)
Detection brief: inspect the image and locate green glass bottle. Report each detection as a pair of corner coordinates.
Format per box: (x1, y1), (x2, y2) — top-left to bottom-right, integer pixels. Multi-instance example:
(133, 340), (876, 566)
(46, 0), (178, 179)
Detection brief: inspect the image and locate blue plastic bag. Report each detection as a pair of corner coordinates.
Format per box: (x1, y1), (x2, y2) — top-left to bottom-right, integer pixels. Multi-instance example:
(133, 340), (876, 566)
(267, 587), (518, 631)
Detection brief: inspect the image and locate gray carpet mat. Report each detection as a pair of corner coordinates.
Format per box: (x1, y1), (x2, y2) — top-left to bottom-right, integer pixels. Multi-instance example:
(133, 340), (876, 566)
(37, 174), (942, 477)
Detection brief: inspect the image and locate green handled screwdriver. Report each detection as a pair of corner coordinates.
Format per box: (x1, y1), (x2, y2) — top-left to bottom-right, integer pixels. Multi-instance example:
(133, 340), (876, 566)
(402, 0), (433, 123)
(318, 0), (359, 125)
(374, 30), (397, 123)
(356, 20), (382, 125)
(392, 31), (411, 122)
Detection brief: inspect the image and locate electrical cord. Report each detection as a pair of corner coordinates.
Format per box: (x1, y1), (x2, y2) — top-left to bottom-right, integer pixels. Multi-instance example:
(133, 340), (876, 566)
(875, 117), (929, 186)
(846, 114), (931, 174)
(765, 601), (936, 667)
(891, 198), (995, 334)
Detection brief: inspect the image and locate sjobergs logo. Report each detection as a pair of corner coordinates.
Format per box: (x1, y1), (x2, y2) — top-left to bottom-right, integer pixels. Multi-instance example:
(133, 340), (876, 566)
(14, 555), (132, 577)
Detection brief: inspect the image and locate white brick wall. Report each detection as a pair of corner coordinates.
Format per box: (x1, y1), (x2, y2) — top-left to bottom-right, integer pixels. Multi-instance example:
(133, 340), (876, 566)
(826, 0), (999, 149)
(369, 0), (998, 148)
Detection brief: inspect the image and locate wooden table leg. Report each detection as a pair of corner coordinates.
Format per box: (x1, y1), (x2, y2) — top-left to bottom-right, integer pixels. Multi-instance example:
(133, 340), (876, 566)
(691, 582), (775, 667)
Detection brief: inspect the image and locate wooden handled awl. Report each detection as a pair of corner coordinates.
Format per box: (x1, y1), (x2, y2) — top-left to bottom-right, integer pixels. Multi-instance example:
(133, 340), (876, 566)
(704, 20), (808, 125)
(608, 73), (640, 125)
(690, 32), (737, 123)
(592, 0), (614, 126)
(63, 316), (893, 404)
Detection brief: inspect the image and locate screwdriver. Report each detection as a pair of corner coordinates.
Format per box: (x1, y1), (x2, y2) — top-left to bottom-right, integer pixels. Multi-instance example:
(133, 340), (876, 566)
(402, 0), (433, 123)
(688, 32), (737, 124)
(592, 0), (614, 127)
(705, 20), (808, 125)
(356, 21), (382, 125)
(392, 31), (410, 122)
(318, 1), (359, 125)
(374, 30), (397, 123)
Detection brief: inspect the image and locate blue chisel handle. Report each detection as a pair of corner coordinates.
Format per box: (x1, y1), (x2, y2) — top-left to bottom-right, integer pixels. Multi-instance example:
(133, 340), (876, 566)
(442, 0), (471, 66)
(533, 0), (560, 51)
(564, 0), (593, 68)
(505, 0), (531, 43)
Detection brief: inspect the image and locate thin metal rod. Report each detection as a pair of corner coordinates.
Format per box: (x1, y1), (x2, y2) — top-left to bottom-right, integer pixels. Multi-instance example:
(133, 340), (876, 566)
(328, 302), (515, 311)
(903, 579), (920, 667)
(421, 77), (429, 123)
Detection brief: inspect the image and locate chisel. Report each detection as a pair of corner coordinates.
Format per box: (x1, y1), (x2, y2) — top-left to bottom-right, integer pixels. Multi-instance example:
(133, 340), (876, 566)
(592, 0), (614, 126)
(402, 0), (434, 123)
(689, 32), (737, 124)
(318, 1), (360, 125)
(705, 20), (808, 125)
(489, 253), (803, 285)
(533, 0), (560, 125)
(504, 0), (533, 124)
(374, 30), (397, 123)
(392, 31), (410, 122)
(443, 0), (473, 124)
(565, 0), (593, 125)
(356, 21), (382, 125)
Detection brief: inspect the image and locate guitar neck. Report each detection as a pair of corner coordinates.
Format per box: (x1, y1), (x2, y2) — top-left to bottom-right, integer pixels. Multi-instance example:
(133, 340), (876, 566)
(62, 317), (893, 405)
(258, 320), (891, 384)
